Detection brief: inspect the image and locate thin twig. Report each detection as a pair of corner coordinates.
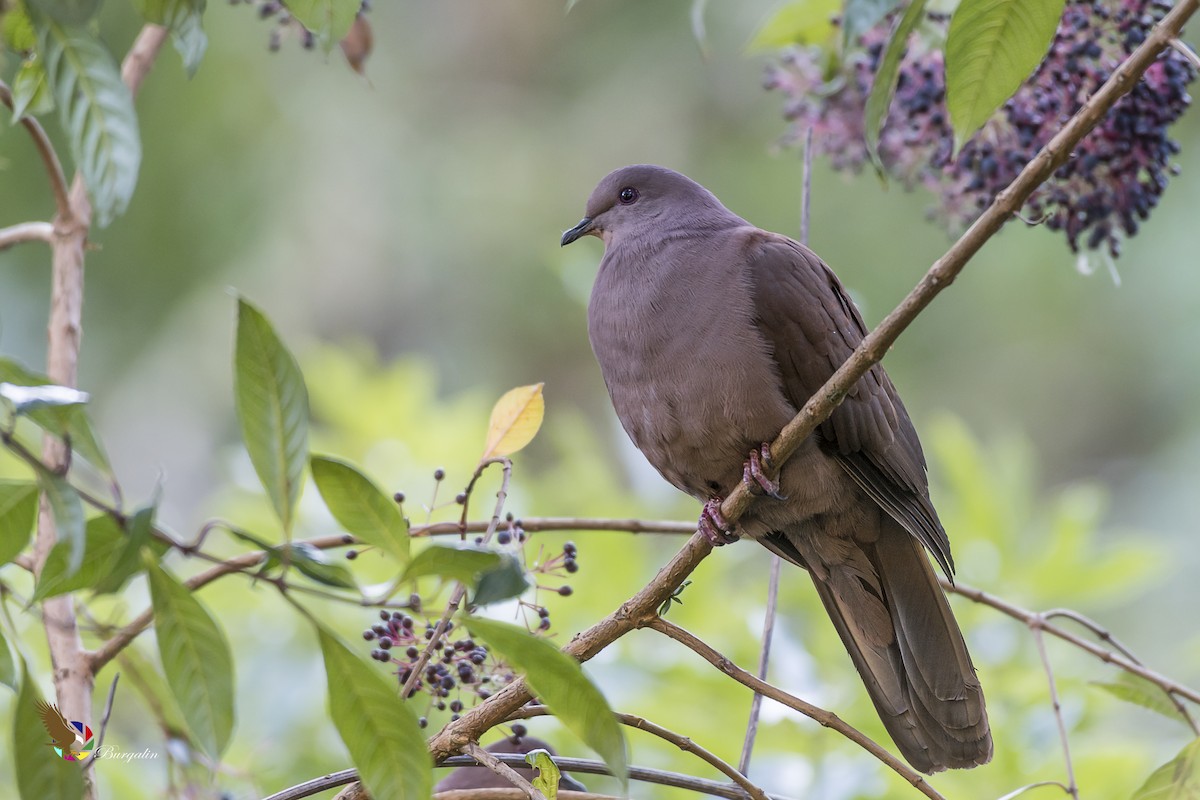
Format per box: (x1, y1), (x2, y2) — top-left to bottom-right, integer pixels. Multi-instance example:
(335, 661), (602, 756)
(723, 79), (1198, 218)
(508, 705), (771, 800)
(1031, 618), (1079, 800)
(1170, 37), (1200, 69)
(0, 221), (54, 251)
(0, 81), (71, 220)
(433, 793), (616, 800)
(647, 617), (945, 799)
(463, 742), (547, 800)
(799, 125), (813, 245)
(738, 554), (781, 776)
(94, 673), (120, 754)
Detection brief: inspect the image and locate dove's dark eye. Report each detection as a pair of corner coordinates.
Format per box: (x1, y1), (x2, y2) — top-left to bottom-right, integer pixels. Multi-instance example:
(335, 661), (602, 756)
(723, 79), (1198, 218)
(618, 187), (639, 204)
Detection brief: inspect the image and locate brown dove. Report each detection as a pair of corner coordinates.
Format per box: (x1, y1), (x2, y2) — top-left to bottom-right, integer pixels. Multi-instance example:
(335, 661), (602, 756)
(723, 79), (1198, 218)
(561, 164), (991, 773)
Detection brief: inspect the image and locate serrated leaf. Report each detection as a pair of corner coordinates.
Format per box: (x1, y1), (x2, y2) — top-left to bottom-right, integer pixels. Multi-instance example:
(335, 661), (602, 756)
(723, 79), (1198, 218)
(91, 502), (156, 594)
(945, 0), (1067, 153)
(466, 617), (627, 790)
(34, 14), (142, 226)
(234, 298), (309, 535)
(401, 544), (502, 587)
(14, 660), (86, 799)
(311, 456), (408, 562)
(284, 541), (356, 589)
(147, 560), (235, 759)
(27, 0), (101, 25)
(864, 0), (928, 166)
(286, 0), (359, 51)
(317, 626), (433, 800)
(10, 60), (55, 121)
(1130, 738), (1200, 800)
(748, 0), (839, 51)
(2, 6), (37, 52)
(472, 554), (530, 606)
(526, 749), (560, 800)
(482, 383), (544, 460)
(34, 465), (84, 577)
(33, 514), (123, 600)
(0, 481), (39, 566)
(1094, 672), (1193, 728)
(843, 0), (902, 47)
(132, 0), (207, 77)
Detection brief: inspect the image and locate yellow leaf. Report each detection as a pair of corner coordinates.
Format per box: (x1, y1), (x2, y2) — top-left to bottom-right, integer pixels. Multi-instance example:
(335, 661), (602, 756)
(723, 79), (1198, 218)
(482, 383), (545, 459)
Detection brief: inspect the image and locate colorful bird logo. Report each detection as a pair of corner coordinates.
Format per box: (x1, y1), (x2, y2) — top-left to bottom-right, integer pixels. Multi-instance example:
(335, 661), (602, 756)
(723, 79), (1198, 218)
(35, 700), (94, 762)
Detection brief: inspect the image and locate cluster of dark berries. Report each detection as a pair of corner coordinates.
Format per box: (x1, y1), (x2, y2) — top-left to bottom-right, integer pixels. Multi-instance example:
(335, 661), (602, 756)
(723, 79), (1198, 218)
(363, 609), (514, 720)
(229, 0), (370, 53)
(765, 0), (1195, 259)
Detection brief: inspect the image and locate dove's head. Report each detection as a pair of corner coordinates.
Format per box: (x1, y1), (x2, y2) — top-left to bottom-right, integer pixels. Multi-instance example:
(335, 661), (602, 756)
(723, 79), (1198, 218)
(560, 164), (735, 248)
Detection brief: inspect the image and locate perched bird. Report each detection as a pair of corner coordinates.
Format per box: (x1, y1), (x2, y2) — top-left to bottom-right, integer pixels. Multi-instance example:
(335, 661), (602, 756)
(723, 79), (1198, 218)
(35, 699), (82, 756)
(434, 735), (586, 792)
(561, 165), (991, 773)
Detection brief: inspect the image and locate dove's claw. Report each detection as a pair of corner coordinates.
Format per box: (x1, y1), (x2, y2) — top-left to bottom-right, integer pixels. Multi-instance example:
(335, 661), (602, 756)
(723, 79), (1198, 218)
(699, 498), (738, 546)
(745, 443), (786, 500)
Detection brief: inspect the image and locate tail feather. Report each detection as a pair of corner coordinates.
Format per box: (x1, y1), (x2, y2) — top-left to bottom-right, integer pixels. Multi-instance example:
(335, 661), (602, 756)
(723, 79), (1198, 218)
(778, 519), (992, 773)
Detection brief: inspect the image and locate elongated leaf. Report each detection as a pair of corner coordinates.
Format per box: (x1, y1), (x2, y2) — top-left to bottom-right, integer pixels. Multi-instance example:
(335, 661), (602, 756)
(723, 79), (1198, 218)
(284, 541), (356, 589)
(91, 502), (156, 594)
(132, 0), (207, 77)
(526, 749), (560, 800)
(1094, 672), (1193, 728)
(0, 626), (16, 691)
(748, 0), (840, 51)
(864, 0), (928, 165)
(0, 481), (39, 566)
(945, 0), (1067, 151)
(147, 561), (235, 759)
(14, 661), (85, 800)
(34, 465), (85, 577)
(0, 358), (112, 476)
(234, 298), (309, 535)
(34, 14), (141, 226)
(401, 544), (502, 586)
(466, 617), (627, 789)
(843, 0), (902, 47)
(34, 514), (122, 600)
(286, 0), (359, 51)
(1130, 737), (1200, 800)
(482, 383), (544, 460)
(10, 60), (55, 120)
(317, 626), (432, 800)
(27, 0), (101, 25)
(311, 456), (408, 562)
(472, 554), (530, 606)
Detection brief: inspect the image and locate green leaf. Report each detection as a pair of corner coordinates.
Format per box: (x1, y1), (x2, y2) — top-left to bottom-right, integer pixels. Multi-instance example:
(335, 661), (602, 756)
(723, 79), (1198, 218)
(283, 541), (357, 589)
(285, 0), (359, 51)
(317, 626), (433, 800)
(466, 617), (627, 789)
(0, 381), (88, 425)
(1130, 738), (1200, 800)
(33, 514), (124, 600)
(0, 625), (17, 691)
(26, 0), (101, 25)
(10, 60), (55, 120)
(526, 749), (560, 800)
(472, 554), (530, 606)
(0, 481), (39, 566)
(0, 358), (113, 477)
(34, 465), (85, 577)
(13, 661), (85, 800)
(147, 560), (235, 760)
(1093, 672), (1193, 729)
(34, 14), (142, 226)
(91, 502), (156, 594)
(234, 298), (309, 535)
(311, 456), (409, 562)
(747, 0), (839, 51)
(842, 0), (902, 47)
(2, 6), (37, 52)
(401, 544), (502, 587)
(945, 0), (1067, 152)
(864, 0), (927, 166)
(132, 0), (207, 77)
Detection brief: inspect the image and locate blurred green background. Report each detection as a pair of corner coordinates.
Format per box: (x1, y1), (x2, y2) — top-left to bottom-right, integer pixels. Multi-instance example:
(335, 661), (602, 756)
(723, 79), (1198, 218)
(2, 1), (1199, 798)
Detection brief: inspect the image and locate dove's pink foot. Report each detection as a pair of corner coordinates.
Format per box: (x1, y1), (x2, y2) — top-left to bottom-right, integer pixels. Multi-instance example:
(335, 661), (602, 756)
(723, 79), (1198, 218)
(699, 498), (738, 546)
(744, 442), (786, 500)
